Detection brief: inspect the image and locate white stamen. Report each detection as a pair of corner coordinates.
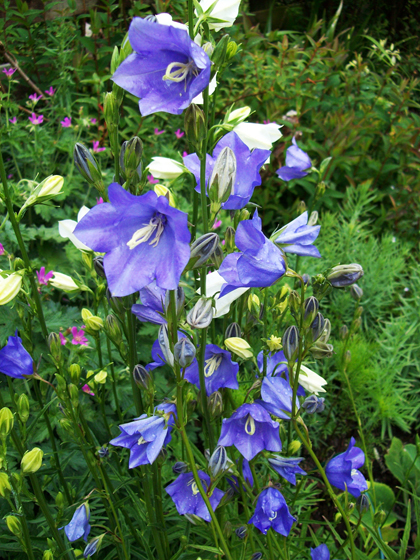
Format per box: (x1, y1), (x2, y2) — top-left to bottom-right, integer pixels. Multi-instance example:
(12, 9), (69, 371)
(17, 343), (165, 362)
(163, 60), (198, 83)
(268, 511), (277, 521)
(137, 436), (147, 445)
(127, 217), (165, 250)
(244, 414), (256, 435)
(204, 354), (222, 378)
(187, 479), (201, 496)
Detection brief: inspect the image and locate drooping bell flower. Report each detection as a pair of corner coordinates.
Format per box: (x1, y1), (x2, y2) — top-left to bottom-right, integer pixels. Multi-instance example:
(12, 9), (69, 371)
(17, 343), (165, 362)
(112, 18), (211, 116)
(109, 403), (176, 468)
(62, 503), (91, 542)
(276, 137), (311, 181)
(268, 456), (307, 485)
(184, 344), (239, 396)
(257, 350), (305, 397)
(218, 403), (282, 461)
(325, 437), (368, 498)
(311, 544), (330, 560)
(165, 471), (224, 521)
(256, 376), (298, 420)
(218, 210), (286, 297)
(248, 487), (296, 536)
(0, 331), (33, 379)
(74, 184), (191, 296)
(184, 132), (270, 210)
(131, 281), (166, 325)
(273, 211), (321, 258)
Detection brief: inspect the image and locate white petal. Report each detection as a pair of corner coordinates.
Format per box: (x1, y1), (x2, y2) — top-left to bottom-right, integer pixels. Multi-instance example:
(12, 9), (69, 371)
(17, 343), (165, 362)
(193, 73), (218, 104)
(147, 157), (186, 180)
(298, 364), (327, 395)
(233, 122), (283, 150)
(77, 206), (90, 221)
(198, 271), (248, 318)
(155, 13), (188, 31)
(199, 0), (241, 30)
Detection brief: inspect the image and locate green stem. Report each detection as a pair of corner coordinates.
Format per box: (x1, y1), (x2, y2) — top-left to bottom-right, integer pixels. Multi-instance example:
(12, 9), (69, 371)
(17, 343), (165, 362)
(198, 327), (214, 450)
(267, 529), (276, 560)
(19, 512), (36, 560)
(153, 463), (170, 556)
(126, 300), (143, 415)
(188, 0), (194, 39)
(140, 467), (167, 560)
(262, 288), (269, 375)
(0, 147), (48, 339)
(199, 89), (209, 234)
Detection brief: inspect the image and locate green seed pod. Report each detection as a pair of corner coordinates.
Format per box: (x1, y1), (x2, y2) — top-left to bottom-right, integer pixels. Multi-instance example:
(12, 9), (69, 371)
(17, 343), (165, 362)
(0, 407), (14, 438)
(6, 516), (22, 537)
(184, 104), (206, 149)
(17, 394), (30, 424)
(21, 447), (43, 474)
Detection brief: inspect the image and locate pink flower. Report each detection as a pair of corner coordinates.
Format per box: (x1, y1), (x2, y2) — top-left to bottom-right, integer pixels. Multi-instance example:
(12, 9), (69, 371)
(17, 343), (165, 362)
(7, 174), (13, 180)
(29, 93), (42, 103)
(222, 239), (226, 245)
(28, 113), (43, 125)
(263, 119), (271, 125)
(45, 86), (56, 96)
(212, 218), (222, 230)
(82, 384), (95, 396)
(3, 68), (16, 77)
(71, 326), (88, 346)
(9, 117), (17, 124)
(0, 243), (5, 256)
(154, 128), (165, 135)
(182, 151), (188, 157)
(175, 129), (185, 139)
(59, 332), (67, 345)
(36, 266), (54, 286)
(92, 141), (106, 153)
(60, 116), (71, 128)
(90, 118), (97, 124)
(147, 174), (159, 184)
(96, 197), (104, 204)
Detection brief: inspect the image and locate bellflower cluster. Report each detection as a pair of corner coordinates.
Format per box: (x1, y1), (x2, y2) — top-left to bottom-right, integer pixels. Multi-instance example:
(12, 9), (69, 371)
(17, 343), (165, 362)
(166, 471), (224, 521)
(276, 137), (311, 181)
(184, 344), (239, 396)
(0, 331), (33, 379)
(74, 184), (191, 296)
(218, 210), (286, 296)
(184, 132), (270, 210)
(325, 437), (368, 497)
(110, 403), (177, 468)
(112, 18), (211, 115)
(249, 487), (296, 536)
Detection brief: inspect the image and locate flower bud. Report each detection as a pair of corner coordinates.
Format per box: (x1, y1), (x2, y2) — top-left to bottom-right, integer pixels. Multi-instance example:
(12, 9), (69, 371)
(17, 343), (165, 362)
(224, 226), (235, 252)
(353, 317), (362, 331)
(340, 325), (349, 339)
(225, 106), (251, 126)
(105, 314), (123, 342)
(307, 313), (325, 344)
(234, 208), (250, 229)
(0, 272), (23, 305)
(73, 143), (104, 191)
(302, 394), (325, 414)
(81, 308), (103, 331)
(225, 322), (241, 339)
(345, 350), (352, 363)
(208, 391), (223, 419)
(21, 447), (43, 474)
(17, 394), (30, 424)
(184, 104), (206, 148)
(120, 137), (143, 182)
(48, 332), (62, 362)
(208, 147), (236, 207)
(69, 363), (81, 385)
(94, 370), (107, 384)
(226, 39), (239, 60)
(288, 290), (300, 317)
(350, 284), (363, 300)
(373, 509), (386, 526)
(357, 494), (370, 513)
(328, 264), (364, 287)
(308, 211), (318, 226)
(55, 491), (64, 510)
(158, 325), (174, 366)
(303, 296), (319, 328)
(84, 535), (104, 558)
(50, 272), (79, 292)
(98, 446), (109, 459)
(172, 461), (189, 474)
(174, 338), (196, 368)
(235, 526), (247, 539)
(133, 364), (153, 390)
(93, 256), (106, 278)
(187, 297), (213, 329)
(189, 233), (220, 268)
(0, 472), (11, 498)
(282, 325), (299, 362)
(43, 551), (54, 560)
(106, 288), (125, 315)
(248, 294), (260, 316)
(224, 337), (253, 360)
(251, 553), (263, 560)
(288, 440), (302, 455)
(164, 286), (185, 319)
(211, 33), (229, 67)
(310, 341), (334, 359)
(6, 516), (22, 537)
(302, 273), (311, 286)
(212, 245), (224, 268)
(37, 175), (64, 199)
(319, 318), (331, 343)
(0, 407), (14, 438)
(208, 445), (228, 477)
(104, 91), (119, 130)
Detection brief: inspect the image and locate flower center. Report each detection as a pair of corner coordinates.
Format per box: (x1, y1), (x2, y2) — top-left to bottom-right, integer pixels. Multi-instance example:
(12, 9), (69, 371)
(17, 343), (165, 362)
(137, 436), (147, 445)
(244, 414), (256, 436)
(127, 214), (166, 250)
(204, 354), (222, 377)
(268, 511), (277, 522)
(187, 479), (200, 496)
(163, 60), (199, 90)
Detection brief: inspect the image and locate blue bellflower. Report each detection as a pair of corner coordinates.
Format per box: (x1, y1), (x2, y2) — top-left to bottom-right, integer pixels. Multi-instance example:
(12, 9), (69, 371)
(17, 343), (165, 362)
(184, 344), (239, 396)
(325, 437), (368, 497)
(74, 184), (191, 296)
(183, 132), (270, 210)
(257, 349), (305, 397)
(311, 544), (330, 560)
(166, 471), (224, 522)
(0, 331), (33, 379)
(249, 487), (296, 536)
(274, 211), (321, 258)
(146, 332), (199, 380)
(112, 18), (211, 116)
(227, 458), (254, 493)
(268, 456), (307, 485)
(276, 137), (311, 181)
(256, 376), (299, 420)
(218, 211), (286, 297)
(62, 503), (91, 542)
(131, 281), (166, 325)
(218, 403), (282, 461)
(110, 403), (176, 468)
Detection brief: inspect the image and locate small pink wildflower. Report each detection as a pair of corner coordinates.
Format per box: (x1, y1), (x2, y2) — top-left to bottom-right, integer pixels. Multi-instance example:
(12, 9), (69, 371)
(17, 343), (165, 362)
(82, 384), (95, 396)
(212, 218), (222, 230)
(147, 174), (159, 184)
(7, 174), (13, 180)
(71, 326), (88, 346)
(92, 140), (106, 153)
(9, 117), (17, 124)
(29, 93), (42, 103)
(45, 86), (56, 96)
(263, 119), (271, 125)
(3, 68), (16, 77)
(0, 243), (5, 256)
(90, 118), (97, 124)
(182, 151), (188, 157)
(222, 239), (226, 245)
(36, 266), (54, 286)
(154, 128), (165, 135)
(59, 332), (67, 345)
(60, 116), (71, 128)
(175, 129), (184, 139)
(96, 197), (104, 204)
(28, 113), (43, 125)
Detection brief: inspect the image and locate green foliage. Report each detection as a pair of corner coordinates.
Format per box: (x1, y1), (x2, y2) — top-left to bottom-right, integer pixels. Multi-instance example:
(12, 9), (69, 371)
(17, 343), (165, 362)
(385, 437), (420, 496)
